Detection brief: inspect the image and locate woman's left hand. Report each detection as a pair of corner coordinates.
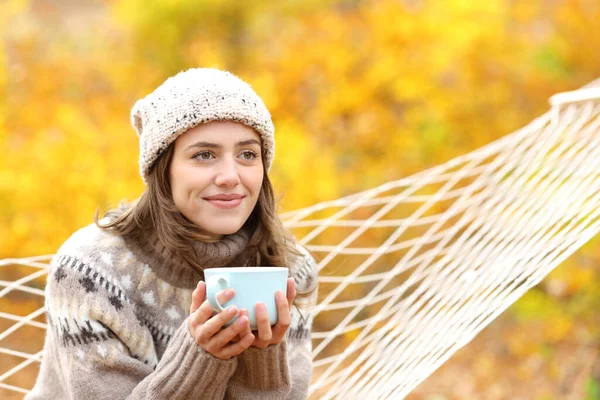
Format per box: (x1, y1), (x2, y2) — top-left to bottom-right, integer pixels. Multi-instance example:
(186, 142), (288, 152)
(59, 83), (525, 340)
(237, 277), (296, 349)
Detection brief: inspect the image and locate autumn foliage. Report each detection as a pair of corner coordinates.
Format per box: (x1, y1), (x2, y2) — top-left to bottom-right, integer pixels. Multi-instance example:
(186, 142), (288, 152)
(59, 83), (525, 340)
(1, 0), (599, 398)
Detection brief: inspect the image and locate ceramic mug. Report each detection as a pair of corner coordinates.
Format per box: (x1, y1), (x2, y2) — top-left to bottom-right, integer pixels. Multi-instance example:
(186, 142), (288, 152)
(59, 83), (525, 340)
(204, 267), (288, 329)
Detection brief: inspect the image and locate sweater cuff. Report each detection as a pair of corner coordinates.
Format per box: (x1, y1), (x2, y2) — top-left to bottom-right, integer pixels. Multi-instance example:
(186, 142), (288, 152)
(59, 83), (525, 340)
(151, 317), (238, 399)
(236, 341), (291, 390)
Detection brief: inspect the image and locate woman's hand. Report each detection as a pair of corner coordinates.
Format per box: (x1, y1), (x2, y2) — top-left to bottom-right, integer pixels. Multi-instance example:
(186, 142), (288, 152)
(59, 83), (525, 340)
(238, 278), (297, 349)
(188, 281), (255, 360)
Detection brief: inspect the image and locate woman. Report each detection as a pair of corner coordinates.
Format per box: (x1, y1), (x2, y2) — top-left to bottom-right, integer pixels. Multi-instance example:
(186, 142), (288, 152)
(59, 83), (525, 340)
(27, 68), (318, 399)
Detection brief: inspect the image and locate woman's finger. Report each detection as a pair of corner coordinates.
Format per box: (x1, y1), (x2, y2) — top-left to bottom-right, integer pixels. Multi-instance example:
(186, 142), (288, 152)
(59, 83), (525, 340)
(201, 305), (238, 339)
(230, 309), (251, 343)
(239, 309), (252, 340)
(286, 278), (296, 305)
(214, 288), (236, 308)
(189, 281), (205, 314)
(209, 315), (250, 349)
(254, 302), (272, 342)
(272, 290), (291, 339)
(193, 288), (235, 325)
(220, 331), (255, 359)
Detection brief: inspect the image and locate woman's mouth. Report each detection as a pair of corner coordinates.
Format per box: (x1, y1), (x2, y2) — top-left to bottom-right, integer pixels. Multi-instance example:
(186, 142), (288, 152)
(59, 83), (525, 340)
(203, 194), (245, 209)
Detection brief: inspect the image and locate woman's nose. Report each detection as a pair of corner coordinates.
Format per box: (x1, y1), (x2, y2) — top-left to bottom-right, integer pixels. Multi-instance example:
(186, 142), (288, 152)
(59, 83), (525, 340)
(214, 157), (241, 188)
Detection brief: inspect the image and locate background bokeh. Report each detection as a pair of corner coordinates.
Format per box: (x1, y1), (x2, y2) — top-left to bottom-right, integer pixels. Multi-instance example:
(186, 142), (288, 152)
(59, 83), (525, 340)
(1, 0), (599, 398)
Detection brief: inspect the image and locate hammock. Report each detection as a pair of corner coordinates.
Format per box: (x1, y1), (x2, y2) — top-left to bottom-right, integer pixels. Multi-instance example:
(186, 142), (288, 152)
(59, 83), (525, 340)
(1, 79), (600, 399)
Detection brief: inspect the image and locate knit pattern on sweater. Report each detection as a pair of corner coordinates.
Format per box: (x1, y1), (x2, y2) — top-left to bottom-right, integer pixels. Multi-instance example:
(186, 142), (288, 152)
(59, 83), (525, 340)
(27, 222), (317, 400)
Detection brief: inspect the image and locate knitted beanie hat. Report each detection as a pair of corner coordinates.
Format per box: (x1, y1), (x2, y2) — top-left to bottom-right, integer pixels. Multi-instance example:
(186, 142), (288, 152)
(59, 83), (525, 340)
(130, 68), (275, 184)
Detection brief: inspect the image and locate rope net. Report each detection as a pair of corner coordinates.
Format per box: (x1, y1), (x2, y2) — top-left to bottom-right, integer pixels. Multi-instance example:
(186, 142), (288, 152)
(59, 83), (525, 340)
(2, 80), (600, 399)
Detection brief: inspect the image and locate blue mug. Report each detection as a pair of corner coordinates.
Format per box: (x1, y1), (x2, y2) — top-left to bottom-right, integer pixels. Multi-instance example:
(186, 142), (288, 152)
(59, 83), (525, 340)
(204, 267), (288, 329)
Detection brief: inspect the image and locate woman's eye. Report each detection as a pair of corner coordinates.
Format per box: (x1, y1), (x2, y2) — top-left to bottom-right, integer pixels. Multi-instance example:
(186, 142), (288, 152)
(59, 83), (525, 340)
(194, 151), (214, 161)
(240, 150), (259, 161)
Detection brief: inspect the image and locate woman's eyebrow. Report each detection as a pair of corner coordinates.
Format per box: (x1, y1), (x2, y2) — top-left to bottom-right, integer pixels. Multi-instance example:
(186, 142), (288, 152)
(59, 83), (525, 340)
(237, 139), (261, 147)
(186, 139), (261, 151)
(186, 141), (219, 151)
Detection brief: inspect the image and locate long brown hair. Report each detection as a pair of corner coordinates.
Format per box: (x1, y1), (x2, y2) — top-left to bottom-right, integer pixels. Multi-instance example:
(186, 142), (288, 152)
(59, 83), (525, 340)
(94, 140), (316, 307)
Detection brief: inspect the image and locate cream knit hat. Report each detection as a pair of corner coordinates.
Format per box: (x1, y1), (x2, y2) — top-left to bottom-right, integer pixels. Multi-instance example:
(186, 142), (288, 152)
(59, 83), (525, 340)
(131, 68), (275, 184)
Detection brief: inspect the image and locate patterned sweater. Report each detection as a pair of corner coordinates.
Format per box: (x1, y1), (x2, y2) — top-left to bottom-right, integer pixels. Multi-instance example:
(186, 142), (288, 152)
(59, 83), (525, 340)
(27, 220), (318, 399)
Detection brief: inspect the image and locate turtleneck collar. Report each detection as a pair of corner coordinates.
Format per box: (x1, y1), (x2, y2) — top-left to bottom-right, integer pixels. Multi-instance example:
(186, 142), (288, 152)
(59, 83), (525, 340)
(123, 226), (251, 289)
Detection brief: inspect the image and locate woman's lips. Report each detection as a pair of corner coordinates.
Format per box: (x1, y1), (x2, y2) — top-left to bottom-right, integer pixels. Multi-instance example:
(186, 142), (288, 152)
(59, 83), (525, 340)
(205, 197), (244, 209)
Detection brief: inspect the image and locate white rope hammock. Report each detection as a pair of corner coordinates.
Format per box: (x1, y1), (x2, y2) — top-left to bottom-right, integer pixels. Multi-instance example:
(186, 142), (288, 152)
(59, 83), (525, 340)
(2, 79), (600, 399)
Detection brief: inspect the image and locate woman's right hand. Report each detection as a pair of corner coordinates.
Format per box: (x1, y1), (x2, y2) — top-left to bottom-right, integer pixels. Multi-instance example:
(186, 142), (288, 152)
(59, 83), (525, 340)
(188, 281), (255, 360)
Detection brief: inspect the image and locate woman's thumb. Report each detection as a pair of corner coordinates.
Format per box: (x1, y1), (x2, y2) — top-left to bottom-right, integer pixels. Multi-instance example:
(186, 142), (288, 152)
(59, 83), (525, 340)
(189, 281), (206, 314)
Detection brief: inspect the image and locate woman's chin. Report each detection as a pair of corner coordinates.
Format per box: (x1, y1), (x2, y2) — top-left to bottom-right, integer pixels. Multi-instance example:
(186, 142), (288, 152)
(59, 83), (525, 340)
(194, 221), (243, 236)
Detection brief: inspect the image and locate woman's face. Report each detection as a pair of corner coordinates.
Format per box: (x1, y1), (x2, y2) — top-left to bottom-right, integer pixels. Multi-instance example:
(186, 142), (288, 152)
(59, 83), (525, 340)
(170, 121), (264, 238)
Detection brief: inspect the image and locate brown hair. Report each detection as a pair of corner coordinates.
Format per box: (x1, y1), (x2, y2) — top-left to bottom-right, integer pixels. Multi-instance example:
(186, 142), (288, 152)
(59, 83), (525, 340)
(94, 141), (316, 308)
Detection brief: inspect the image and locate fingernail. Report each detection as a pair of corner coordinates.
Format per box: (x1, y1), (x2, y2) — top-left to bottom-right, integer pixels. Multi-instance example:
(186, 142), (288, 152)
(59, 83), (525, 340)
(237, 316), (247, 326)
(227, 306), (238, 314)
(276, 290), (284, 300)
(226, 288), (234, 297)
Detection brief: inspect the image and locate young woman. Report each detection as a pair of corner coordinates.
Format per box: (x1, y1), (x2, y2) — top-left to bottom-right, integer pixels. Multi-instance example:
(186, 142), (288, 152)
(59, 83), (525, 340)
(27, 68), (318, 399)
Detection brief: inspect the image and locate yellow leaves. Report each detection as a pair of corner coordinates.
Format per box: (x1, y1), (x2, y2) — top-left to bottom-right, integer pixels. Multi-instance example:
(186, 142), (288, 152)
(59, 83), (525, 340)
(547, 259), (597, 297)
(0, 2), (598, 397)
(0, 0), (28, 25)
(505, 325), (541, 357)
(272, 118), (339, 211)
(505, 313), (572, 357)
(564, 267), (595, 294)
(473, 353), (495, 377)
(0, 0), (598, 272)
(545, 314), (573, 343)
(248, 73), (281, 113)
(54, 104), (95, 145)
(343, 328), (360, 343)
(185, 38), (227, 71)
(513, 0), (541, 22)
(11, 214), (30, 237)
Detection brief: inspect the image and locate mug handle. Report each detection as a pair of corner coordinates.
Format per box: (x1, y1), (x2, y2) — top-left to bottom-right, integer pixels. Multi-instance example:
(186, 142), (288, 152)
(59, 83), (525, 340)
(206, 275), (229, 312)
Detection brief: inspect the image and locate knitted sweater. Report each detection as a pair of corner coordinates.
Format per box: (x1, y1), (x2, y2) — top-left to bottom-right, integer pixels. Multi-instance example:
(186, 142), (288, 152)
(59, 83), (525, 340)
(27, 220), (318, 400)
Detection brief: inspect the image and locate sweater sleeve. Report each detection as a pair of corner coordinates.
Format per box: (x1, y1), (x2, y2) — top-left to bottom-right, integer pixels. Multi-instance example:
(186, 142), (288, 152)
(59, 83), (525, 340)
(27, 254), (237, 400)
(225, 250), (318, 400)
